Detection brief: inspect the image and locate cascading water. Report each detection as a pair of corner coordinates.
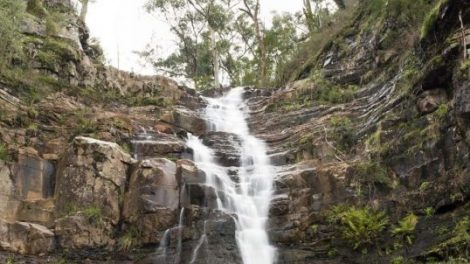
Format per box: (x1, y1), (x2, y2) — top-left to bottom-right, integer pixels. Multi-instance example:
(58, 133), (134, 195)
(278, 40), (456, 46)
(186, 87), (277, 264)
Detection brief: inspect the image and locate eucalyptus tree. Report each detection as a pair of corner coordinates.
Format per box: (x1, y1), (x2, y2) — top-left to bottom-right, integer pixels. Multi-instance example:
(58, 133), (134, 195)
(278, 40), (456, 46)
(146, 0), (236, 89)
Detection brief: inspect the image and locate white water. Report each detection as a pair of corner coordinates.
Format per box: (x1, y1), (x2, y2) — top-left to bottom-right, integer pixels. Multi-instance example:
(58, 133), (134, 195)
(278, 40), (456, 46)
(186, 87), (276, 264)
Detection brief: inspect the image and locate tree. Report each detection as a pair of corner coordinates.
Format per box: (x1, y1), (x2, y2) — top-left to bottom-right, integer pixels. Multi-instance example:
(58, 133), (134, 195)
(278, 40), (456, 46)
(145, 0), (234, 89)
(239, 0), (268, 88)
(79, 0), (95, 21)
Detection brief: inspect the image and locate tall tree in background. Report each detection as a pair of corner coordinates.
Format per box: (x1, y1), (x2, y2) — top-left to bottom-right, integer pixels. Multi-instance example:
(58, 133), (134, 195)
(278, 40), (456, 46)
(240, 0), (268, 88)
(145, 0), (233, 89)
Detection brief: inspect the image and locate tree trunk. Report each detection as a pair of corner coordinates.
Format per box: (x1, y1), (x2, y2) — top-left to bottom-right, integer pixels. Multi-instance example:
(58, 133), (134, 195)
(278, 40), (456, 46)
(210, 27), (221, 89)
(80, 0), (89, 21)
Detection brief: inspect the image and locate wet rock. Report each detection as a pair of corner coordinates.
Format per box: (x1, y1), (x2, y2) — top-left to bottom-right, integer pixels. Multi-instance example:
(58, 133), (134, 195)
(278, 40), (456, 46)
(176, 159), (206, 185)
(0, 220), (55, 255)
(201, 132), (242, 167)
(417, 89), (447, 114)
(122, 158), (179, 244)
(132, 133), (185, 159)
(161, 107), (207, 135)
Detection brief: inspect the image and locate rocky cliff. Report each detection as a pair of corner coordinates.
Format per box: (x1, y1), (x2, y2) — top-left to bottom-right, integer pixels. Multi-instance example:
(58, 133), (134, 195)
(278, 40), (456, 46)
(0, 0), (469, 263)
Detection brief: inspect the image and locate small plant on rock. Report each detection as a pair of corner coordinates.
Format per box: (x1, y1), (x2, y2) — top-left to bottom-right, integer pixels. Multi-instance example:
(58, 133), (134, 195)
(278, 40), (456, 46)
(327, 205), (389, 249)
(392, 213), (418, 245)
(0, 143), (9, 161)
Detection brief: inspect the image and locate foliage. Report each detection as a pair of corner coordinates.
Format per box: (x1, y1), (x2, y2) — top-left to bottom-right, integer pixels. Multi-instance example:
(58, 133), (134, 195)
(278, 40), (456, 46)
(354, 161), (394, 190)
(330, 116), (355, 152)
(392, 213), (418, 245)
(421, 0), (448, 40)
(83, 205), (103, 224)
(119, 227), (142, 252)
(26, 0), (48, 18)
(433, 104), (449, 121)
(425, 217), (470, 261)
(327, 205), (389, 249)
(6, 256), (15, 264)
(0, 0), (25, 70)
(310, 70), (358, 104)
(0, 143), (9, 161)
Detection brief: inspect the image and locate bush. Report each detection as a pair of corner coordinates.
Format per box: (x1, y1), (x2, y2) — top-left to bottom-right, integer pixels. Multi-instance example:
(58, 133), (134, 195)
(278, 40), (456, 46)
(327, 205), (389, 249)
(119, 227), (142, 252)
(330, 116), (356, 152)
(26, 0), (48, 18)
(0, 0), (25, 69)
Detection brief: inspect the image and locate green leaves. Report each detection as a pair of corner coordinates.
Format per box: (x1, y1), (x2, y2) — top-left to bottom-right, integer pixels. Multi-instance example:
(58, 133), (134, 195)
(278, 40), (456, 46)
(327, 205), (389, 249)
(392, 213), (418, 245)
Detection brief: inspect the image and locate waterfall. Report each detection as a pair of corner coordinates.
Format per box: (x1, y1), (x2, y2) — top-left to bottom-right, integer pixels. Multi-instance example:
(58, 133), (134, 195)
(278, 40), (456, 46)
(186, 87), (277, 264)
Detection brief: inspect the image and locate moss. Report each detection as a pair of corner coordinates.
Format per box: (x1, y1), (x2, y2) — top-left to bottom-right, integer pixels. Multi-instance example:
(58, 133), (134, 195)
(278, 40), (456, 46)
(0, 143), (9, 161)
(26, 0), (48, 18)
(424, 217), (470, 261)
(354, 161), (395, 190)
(420, 0), (449, 40)
(327, 205), (389, 250)
(330, 116), (356, 152)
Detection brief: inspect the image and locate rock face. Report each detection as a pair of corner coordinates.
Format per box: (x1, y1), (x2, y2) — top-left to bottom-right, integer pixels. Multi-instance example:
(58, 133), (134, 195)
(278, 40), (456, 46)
(201, 132), (242, 167)
(123, 158), (179, 244)
(55, 137), (134, 224)
(0, 220), (55, 255)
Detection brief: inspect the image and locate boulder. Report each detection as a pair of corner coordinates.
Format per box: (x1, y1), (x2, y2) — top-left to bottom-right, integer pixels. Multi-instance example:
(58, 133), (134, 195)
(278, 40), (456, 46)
(417, 89), (447, 114)
(0, 220), (55, 255)
(55, 137), (135, 225)
(161, 107), (206, 135)
(176, 159), (206, 185)
(55, 214), (115, 250)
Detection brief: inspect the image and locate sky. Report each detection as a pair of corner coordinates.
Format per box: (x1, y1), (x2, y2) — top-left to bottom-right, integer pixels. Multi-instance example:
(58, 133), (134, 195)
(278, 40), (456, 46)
(85, 0), (305, 75)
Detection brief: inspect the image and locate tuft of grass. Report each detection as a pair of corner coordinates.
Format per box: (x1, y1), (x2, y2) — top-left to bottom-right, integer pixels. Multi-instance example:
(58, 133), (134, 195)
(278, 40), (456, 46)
(420, 0), (449, 40)
(119, 227), (142, 252)
(83, 205), (103, 224)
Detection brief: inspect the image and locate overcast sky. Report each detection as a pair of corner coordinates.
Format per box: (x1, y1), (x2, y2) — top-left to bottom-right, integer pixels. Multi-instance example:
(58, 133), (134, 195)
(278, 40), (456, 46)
(86, 0), (305, 75)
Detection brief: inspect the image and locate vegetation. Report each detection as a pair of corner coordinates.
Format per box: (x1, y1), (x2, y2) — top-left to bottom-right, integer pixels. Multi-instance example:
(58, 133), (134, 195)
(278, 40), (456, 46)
(119, 227), (142, 252)
(83, 205), (103, 224)
(0, 143), (9, 161)
(327, 205), (389, 249)
(330, 116), (355, 152)
(421, 0), (449, 40)
(0, 0), (25, 70)
(392, 213), (418, 245)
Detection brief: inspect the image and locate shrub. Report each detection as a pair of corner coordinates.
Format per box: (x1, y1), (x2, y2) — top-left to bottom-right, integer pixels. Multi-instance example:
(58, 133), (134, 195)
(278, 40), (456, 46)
(119, 227), (142, 252)
(355, 161), (394, 190)
(330, 116), (356, 152)
(392, 213), (418, 245)
(0, 0), (25, 69)
(26, 0), (48, 18)
(327, 205), (389, 249)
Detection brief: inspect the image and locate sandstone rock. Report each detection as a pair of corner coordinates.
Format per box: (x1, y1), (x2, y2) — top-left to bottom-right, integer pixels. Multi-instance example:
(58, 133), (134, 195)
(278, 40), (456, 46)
(55, 214), (115, 250)
(55, 137), (135, 224)
(201, 132), (242, 167)
(161, 107), (206, 135)
(131, 133), (185, 159)
(176, 159), (206, 185)
(417, 89), (447, 114)
(0, 220), (55, 255)
(13, 149), (55, 201)
(122, 158), (180, 244)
